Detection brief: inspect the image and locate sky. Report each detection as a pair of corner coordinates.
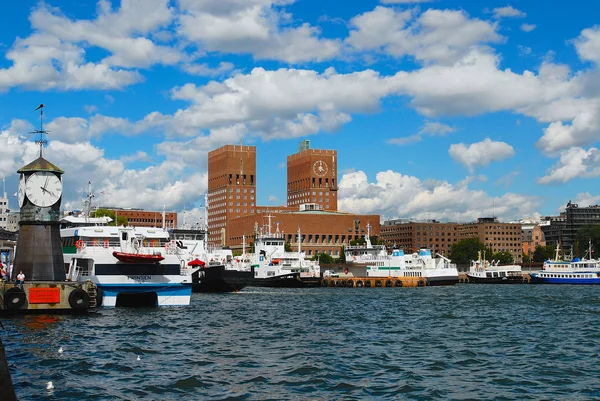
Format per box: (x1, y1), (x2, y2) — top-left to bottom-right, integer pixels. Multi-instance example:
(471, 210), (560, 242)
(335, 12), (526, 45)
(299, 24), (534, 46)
(1, 0), (600, 226)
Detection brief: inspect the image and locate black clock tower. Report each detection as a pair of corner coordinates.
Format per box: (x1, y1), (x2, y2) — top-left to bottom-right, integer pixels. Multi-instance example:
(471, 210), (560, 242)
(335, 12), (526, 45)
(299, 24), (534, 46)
(13, 105), (66, 281)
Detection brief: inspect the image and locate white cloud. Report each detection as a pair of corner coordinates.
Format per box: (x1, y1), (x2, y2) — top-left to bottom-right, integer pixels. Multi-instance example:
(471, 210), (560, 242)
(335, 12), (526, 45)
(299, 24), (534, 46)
(347, 7), (502, 64)
(571, 192), (600, 207)
(388, 121), (456, 145)
(538, 147), (600, 184)
(337, 170), (540, 222)
(449, 138), (515, 172)
(574, 26), (600, 64)
(176, 0), (341, 63)
(165, 67), (401, 139)
(521, 23), (536, 32)
(380, 0), (432, 3)
(84, 105), (98, 114)
(491, 5), (526, 19)
(182, 62), (235, 77)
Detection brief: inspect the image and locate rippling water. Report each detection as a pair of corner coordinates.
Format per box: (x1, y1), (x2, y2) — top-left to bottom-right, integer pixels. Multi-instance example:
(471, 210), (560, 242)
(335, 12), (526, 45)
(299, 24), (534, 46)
(3, 285), (600, 400)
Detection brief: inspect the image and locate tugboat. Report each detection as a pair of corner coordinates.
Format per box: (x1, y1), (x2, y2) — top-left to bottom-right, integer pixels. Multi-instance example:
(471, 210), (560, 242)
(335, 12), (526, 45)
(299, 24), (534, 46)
(466, 251), (524, 284)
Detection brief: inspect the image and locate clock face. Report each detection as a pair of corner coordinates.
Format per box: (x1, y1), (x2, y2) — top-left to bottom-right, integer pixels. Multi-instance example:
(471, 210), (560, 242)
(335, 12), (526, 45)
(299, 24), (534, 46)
(25, 171), (63, 207)
(18, 174), (25, 207)
(313, 160), (328, 176)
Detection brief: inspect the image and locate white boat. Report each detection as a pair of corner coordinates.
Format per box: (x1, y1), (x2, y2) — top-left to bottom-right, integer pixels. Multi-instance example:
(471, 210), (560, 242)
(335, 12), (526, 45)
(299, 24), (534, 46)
(466, 251), (524, 284)
(344, 225), (459, 286)
(60, 185), (195, 307)
(530, 242), (600, 284)
(249, 218), (321, 287)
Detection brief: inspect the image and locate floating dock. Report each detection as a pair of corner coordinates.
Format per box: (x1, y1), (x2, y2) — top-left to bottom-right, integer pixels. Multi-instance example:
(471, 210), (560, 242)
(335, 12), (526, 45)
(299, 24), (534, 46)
(0, 281), (98, 314)
(322, 276), (428, 288)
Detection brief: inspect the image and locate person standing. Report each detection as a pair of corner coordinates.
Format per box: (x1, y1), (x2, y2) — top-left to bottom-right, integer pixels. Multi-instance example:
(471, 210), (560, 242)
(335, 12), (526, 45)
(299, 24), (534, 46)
(15, 271), (24, 290)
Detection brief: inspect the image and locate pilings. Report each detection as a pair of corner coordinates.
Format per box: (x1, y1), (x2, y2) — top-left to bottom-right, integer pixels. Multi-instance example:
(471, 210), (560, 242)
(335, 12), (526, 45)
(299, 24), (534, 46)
(321, 276), (426, 288)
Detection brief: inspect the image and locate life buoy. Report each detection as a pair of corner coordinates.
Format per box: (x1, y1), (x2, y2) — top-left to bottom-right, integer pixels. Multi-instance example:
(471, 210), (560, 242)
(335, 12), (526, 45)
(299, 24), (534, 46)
(4, 288), (26, 310)
(75, 240), (85, 250)
(344, 268), (349, 275)
(68, 288), (90, 311)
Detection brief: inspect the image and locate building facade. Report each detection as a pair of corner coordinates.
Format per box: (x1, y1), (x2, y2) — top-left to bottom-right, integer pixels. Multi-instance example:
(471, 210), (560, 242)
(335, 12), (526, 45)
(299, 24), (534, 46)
(226, 205), (380, 257)
(103, 208), (177, 229)
(207, 145), (257, 246)
(379, 219), (460, 256)
(523, 225), (546, 257)
(540, 201), (600, 251)
(0, 191), (8, 231)
(458, 217), (523, 263)
(287, 140), (338, 211)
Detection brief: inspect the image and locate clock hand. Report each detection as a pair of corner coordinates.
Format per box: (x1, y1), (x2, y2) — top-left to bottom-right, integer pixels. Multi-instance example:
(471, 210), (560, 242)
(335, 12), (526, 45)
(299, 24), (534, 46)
(44, 176), (49, 189)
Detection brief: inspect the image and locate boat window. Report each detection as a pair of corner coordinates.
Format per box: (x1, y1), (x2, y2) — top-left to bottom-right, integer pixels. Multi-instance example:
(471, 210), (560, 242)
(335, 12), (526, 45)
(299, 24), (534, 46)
(121, 232), (128, 240)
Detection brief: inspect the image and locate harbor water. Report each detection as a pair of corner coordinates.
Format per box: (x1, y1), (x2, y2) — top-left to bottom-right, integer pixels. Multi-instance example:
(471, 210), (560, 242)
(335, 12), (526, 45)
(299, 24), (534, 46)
(3, 285), (600, 400)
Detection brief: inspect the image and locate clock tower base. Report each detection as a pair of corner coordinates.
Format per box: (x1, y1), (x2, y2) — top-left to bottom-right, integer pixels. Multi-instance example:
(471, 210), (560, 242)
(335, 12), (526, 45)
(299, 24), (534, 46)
(13, 223), (66, 281)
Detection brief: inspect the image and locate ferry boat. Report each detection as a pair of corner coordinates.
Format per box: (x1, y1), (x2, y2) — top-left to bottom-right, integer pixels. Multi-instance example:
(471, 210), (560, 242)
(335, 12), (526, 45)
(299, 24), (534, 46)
(168, 228), (254, 293)
(62, 221), (196, 307)
(344, 225), (459, 286)
(249, 219), (321, 288)
(467, 251), (524, 284)
(530, 242), (600, 284)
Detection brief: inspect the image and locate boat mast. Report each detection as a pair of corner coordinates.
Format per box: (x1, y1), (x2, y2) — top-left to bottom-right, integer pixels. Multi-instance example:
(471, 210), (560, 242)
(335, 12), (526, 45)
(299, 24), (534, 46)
(297, 226), (302, 254)
(365, 223), (372, 248)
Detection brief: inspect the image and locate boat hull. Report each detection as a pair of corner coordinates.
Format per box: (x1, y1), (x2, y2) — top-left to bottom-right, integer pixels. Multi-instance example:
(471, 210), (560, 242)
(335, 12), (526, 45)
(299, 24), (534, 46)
(192, 265), (253, 293)
(530, 274), (600, 285)
(251, 272), (305, 288)
(98, 283), (192, 307)
(425, 276), (460, 286)
(467, 275), (525, 284)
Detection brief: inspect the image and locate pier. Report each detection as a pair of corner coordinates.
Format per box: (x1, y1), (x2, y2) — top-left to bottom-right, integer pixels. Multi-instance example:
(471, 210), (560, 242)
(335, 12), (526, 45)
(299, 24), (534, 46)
(322, 276), (428, 287)
(0, 281), (98, 314)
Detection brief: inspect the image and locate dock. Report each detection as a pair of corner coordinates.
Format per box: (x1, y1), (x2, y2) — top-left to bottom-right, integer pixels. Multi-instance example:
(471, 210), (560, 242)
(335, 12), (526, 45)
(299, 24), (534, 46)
(0, 281), (98, 314)
(322, 275), (427, 287)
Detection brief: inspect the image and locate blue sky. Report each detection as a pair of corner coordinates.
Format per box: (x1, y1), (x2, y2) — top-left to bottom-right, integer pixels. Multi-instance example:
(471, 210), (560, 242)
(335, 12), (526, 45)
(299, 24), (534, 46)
(1, 0), (600, 225)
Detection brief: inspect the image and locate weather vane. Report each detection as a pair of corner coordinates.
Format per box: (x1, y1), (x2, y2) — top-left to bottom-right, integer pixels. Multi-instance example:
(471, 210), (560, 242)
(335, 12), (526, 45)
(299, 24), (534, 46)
(29, 103), (49, 158)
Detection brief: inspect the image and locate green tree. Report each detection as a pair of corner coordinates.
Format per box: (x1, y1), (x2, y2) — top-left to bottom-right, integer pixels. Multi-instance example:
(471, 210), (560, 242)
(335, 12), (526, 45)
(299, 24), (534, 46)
(284, 242), (292, 252)
(449, 238), (491, 264)
(492, 250), (514, 264)
(312, 252), (334, 264)
(574, 224), (600, 258)
(90, 208), (128, 226)
(532, 245), (556, 262)
(522, 253), (531, 263)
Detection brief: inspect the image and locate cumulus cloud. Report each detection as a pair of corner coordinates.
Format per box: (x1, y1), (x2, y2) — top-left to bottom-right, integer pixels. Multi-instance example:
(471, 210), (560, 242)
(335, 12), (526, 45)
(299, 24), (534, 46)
(347, 7), (502, 64)
(574, 26), (600, 64)
(380, 0), (432, 3)
(538, 147), (600, 184)
(449, 138), (515, 172)
(338, 170), (540, 222)
(176, 0), (341, 63)
(521, 23), (536, 32)
(490, 5), (526, 19)
(388, 121), (456, 145)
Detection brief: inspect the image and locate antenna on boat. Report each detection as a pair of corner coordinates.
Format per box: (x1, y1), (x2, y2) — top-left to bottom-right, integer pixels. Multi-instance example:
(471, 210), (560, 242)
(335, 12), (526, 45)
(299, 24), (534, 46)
(203, 193), (209, 232)
(162, 204), (166, 229)
(83, 181), (94, 219)
(297, 226), (302, 254)
(266, 214), (273, 236)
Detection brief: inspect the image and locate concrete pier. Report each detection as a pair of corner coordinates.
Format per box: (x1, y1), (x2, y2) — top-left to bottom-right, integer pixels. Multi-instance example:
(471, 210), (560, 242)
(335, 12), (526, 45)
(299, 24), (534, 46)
(0, 281), (97, 314)
(0, 338), (17, 401)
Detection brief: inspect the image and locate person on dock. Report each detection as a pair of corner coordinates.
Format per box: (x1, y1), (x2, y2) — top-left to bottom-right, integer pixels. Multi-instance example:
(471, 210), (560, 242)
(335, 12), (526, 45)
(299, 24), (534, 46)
(0, 266), (7, 282)
(15, 271), (24, 290)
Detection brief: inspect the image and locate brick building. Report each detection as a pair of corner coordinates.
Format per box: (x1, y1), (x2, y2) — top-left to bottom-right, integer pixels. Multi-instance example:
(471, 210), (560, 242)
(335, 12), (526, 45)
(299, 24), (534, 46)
(103, 208), (177, 228)
(227, 204), (380, 257)
(207, 145), (257, 246)
(287, 140), (338, 211)
(459, 217), (523, 263)
(523, 224), (546, 257)
(207, 141), (380, 257)
(379, 219), (460, 256)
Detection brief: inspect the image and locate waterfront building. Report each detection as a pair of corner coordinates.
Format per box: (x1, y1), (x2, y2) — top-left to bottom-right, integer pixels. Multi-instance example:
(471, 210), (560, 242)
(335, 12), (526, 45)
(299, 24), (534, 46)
(6, 212), (19, 233)
(379, 219), (459, 256)
(521, 219), (546, 258)
(207, 141), (380, 257)
(541, 201), (600, 251)
(207, 144), (257, 247)
(287, 140), (338, 211)
(100, 207), (177, 229)
(458, 217), (523, 263)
